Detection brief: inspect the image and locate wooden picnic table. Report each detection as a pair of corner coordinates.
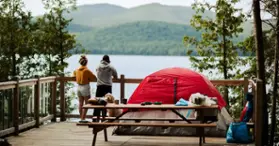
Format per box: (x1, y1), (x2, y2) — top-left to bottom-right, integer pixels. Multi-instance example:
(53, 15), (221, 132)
(78, 104), (219, 146)
(83, 104), (218, 109)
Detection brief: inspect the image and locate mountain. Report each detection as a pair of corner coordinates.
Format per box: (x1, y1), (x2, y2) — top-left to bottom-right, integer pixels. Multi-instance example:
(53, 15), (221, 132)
(67, 23), (93, 33)
(67, 4), (127, 27)
(64, 3), (255, 56)
(73, 21), (202, 55)
(68, 3), (215, 28)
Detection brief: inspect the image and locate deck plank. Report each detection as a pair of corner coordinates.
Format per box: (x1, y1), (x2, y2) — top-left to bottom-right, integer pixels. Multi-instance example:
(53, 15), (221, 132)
(6, 122), (254, 146)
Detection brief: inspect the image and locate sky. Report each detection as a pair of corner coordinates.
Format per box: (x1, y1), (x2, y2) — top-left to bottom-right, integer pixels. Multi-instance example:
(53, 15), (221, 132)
(23, 0), (253, 16)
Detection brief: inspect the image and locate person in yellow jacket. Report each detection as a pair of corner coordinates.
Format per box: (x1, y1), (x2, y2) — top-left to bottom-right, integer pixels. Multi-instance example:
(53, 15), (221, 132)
(73, 55), (96, 123)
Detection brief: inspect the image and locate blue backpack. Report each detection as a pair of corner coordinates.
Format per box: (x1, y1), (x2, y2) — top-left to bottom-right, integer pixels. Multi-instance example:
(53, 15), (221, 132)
(226, 122), (253, 144)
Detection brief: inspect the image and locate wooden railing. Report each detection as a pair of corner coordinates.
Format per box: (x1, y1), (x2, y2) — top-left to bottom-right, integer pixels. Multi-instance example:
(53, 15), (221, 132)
(0, 75), (264, 146)
(62, 75), (251, 119)
(61, 75), (250, 101)
(0, 76), (56, 137)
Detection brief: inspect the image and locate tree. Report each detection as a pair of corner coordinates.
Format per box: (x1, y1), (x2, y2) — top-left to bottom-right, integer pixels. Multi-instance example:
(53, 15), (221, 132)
(184, 0), (246, 111)
(252, 0), (268, 145)
(0, 0), (35, 80)
(40, 0), (78, 116)
(41, 0), (77, 76)
(0, 0), (79, 118)
(271, 14), (279, 145)
(259, 0), (279, 145)
(238, 29), (279, 145)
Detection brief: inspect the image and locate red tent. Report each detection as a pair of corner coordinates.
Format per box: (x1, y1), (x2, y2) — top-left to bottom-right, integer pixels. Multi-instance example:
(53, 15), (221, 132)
(128, 67), (226, 109)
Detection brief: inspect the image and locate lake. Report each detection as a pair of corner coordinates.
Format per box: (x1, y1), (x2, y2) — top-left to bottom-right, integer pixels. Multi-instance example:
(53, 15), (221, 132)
(65, 54), (245, 115)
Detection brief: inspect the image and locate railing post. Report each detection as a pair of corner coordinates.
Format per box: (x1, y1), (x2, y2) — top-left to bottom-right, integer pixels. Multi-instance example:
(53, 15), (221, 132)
(120, 74), (125, 103)
(51, 78), (57, 122)
(60, 76), (66, 121)
(255, 79), (263, 146)
(34, 76), (40, 128)
(252, 83), (256, 123)
(243, 77), (249, 106)
(13, 77), (19, 135)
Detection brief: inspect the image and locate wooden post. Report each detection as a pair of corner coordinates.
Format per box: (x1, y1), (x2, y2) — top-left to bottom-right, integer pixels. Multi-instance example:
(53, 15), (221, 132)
(60, 76), (66, 121)
(120, 75), (125, 104)
(13, 78), (19, 135)
(252, 82), (256, 123)
(51, 79), (57, 122)
(243, 77), (249, 106)
(255, 79), (263, 146)
(34, 76), (40, 128)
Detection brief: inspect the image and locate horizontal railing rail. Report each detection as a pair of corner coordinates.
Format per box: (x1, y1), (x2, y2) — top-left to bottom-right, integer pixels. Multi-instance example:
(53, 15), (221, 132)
(61, 75), (250, 119)
(59, 75), (250, 101)
(60, 76), (248, 85)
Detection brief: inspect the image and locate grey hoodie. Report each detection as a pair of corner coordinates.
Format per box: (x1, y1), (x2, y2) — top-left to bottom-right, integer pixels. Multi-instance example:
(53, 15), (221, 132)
(96, 60), (118, 86)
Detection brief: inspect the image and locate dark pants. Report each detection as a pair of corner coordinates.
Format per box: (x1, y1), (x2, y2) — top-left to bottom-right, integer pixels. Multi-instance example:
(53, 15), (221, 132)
(93, 85), (112, 120)
(95, 85), (112, 97)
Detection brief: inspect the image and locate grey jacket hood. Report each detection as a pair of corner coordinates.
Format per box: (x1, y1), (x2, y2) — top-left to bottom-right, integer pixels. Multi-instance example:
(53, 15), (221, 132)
(98, 60), (110, 69)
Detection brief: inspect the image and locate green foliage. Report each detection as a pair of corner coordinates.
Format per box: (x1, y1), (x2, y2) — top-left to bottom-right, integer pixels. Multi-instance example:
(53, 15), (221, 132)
(245, 0), (279, 143)
(183, 0), (247, 113)
(67, 23), (92, 33)
(261, 1), (279, 144)
(0, 0), (79, 114)
(239, 31), (279, 143)
(76, 21), (199, 55)
(184, 0), (246, 75)
(40, 0), (77, 76)
(62, 3), (271, 56)
(63, 3), (262, 56)
(74, 21), (249, 56)
(237, 31), (275, 81)
(40, 0), (78, 114)
(0, 0), (35, 80)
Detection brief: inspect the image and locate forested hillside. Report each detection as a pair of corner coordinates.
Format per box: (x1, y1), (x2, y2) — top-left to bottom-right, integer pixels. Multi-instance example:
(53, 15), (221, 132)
(67, 3), (215, 27)
(66, 3), (252, 56)
(73, 21), (201, 55)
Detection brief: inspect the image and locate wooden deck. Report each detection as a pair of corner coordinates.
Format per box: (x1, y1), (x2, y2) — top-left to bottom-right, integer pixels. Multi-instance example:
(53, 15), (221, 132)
(6, 122), (254, 146)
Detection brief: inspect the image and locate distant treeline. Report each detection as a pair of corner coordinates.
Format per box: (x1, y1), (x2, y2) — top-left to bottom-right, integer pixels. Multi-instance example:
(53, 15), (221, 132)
(68, 21), (250, 56)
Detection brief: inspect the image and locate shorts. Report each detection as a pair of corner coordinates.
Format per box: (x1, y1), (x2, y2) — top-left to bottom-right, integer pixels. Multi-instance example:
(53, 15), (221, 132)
(77, 84), (91, 97)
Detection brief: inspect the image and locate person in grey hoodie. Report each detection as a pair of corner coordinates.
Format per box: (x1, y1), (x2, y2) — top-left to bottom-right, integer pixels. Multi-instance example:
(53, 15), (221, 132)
(93, 55), (118, 119)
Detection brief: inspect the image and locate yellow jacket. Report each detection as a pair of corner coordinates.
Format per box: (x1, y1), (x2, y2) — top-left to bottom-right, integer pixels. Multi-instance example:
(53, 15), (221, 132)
(73, 66), (96, 85)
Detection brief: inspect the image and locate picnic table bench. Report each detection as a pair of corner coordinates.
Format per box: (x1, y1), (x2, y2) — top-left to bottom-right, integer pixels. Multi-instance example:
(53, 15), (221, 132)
(77, 104), (219, 146)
